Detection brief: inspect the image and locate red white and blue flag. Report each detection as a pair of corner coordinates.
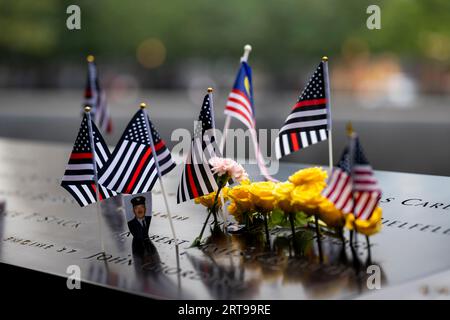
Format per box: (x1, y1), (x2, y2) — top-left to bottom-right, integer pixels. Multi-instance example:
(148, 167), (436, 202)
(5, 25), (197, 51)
(84, 57), (112, 134)
(177, 94), (219, 203)
(224, 62), (255, 129)
(224, 60), (276, 181)
(322, 135), (381, 220)
(275, 61), (330, 159)
(61, 114), (117, 207)
(98, 110), (175, 194)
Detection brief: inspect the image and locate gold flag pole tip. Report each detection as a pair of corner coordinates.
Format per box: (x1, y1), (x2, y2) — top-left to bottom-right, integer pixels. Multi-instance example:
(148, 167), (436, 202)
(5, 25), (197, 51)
(207, 87), (213, 93)
(140, 103), (147, 109)
(346, 122), (354, 136)
(84, 106), (91, 113)
(87, 55), (95, 62)
(322, 56), (329, 62)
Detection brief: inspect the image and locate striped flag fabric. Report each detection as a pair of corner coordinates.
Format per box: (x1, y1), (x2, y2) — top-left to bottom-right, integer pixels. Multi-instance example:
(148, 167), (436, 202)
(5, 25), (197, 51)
(98, 110), (175, 195)
(275, 61), (329, 159)
(84, 56), (113, 134)
(61, 114), (117, 207)
(321, 146), (353, 214)
(177, 94), (219, 203)
(224, 61), (255, 129)
(322, 135), (381, 220)
(224, 59), (275, 181)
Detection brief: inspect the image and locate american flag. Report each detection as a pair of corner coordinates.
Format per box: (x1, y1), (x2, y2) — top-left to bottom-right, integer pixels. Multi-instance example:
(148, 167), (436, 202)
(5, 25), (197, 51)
(275, 61), (329, 159)
(177, 94), (219, 203)
(61, 114), (117, 207)
(98, 110), (175, 194)
(224, 62), (255, 129)
(84, 56), (112, 134)
(322, 135), (381, 220)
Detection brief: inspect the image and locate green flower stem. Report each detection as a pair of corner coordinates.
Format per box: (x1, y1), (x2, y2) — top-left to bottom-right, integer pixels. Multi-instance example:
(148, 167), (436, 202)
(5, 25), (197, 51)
(211, 207), (218, 225)
(210, 185), (222, 225)
(288, 212), (296, 238)
(263, 212), (270, 247)
(338, 227), (345, 245)
(349, 230), (354, 246)
(192, 209), (213, 247)
(314, 214), (323, 263)
(352, 221), (358, 247)
(288, 212), (297, 253)
(193, 181), (225, 247)
(366, 235), (372, 264)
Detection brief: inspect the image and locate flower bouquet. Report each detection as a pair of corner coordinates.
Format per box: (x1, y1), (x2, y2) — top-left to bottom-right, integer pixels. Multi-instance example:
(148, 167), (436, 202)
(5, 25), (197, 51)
(193, 160), (383, 262)
(191, 157), (248, 247)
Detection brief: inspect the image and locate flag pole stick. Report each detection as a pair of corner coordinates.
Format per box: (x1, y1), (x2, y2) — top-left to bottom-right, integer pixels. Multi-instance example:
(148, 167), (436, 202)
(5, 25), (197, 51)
(328, 131), (334, 173)
(208, 87), (228, 227)
(347, 122), (358, 248)
(322, 56), (333, 174)
(85, 105), (105, 254)
(220, 45), (275, 182)
(219, 44), (252, 154)
(241, 45), (277, 182)
(140, 103), (179, 247)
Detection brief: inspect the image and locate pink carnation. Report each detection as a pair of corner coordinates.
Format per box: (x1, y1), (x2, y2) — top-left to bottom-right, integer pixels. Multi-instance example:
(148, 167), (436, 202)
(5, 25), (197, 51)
(209, 157), (249, 182)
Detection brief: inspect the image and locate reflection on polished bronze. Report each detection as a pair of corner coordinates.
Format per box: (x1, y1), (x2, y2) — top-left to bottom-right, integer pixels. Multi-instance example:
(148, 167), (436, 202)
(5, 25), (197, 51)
(127, 196), (152, 255)
(189, 222), (385, 299)
(0, 138), (449, 299)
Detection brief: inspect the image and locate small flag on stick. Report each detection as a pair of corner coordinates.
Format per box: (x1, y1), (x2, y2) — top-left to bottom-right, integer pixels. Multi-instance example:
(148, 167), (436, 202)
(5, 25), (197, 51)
(322, 126), (381, 220)
(177, 89), (219, 203)
(224, 56), (255, 129)
(84, 55), (112, 134)
(98, 108), (175, 194)
(61, 107), (117, 207)
(275, 59), (331, 159)
(222, 45), (276, 181)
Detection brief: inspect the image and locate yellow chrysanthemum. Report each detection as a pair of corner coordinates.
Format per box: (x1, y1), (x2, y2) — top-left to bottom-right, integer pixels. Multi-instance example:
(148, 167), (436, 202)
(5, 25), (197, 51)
(221, 186), (230, 201)
(194, 191), (222, 209)
(273, 182), (296, 214)
(227, 202), (245, 224)
(318, 198), (345, 228)
(344, 207), (383, 236)
(288, 167), (328, 191)
(227, 202), (237, 215)
(249, 181), (277, 212)
(227, 183), (254, 214)
(290, 184), (324, 215)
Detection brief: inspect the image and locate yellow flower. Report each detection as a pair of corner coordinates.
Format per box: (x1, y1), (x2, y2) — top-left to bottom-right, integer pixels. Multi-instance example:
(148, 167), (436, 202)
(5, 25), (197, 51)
(288, 167), (328, 191)
(345, 207), (383, 236)
(227, 202), (245, 224)
(227, 183), (254, 214)
(227, 202), (237, 215)
(273, 182), (296, 214)
(290, 184), (324, 215)
(249, 181), (277, 212)
(221, 186), (230, 201)
(194, 191), (222, 209)
(318, 199), (345, 228)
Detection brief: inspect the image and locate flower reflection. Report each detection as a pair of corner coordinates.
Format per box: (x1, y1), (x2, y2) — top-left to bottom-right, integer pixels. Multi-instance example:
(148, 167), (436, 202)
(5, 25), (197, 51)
(185, 227), (386, 299)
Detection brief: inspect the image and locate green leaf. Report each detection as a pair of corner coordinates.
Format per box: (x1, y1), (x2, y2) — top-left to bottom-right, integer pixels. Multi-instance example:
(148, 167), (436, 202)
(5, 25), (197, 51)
(294, 211), (312, 227)
(268, 208), (290, 228)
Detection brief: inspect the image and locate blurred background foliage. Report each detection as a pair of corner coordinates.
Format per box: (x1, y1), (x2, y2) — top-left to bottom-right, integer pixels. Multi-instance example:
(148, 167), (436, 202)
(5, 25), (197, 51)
(0, 0), (449, 175)
(0, 0), (449, 91)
